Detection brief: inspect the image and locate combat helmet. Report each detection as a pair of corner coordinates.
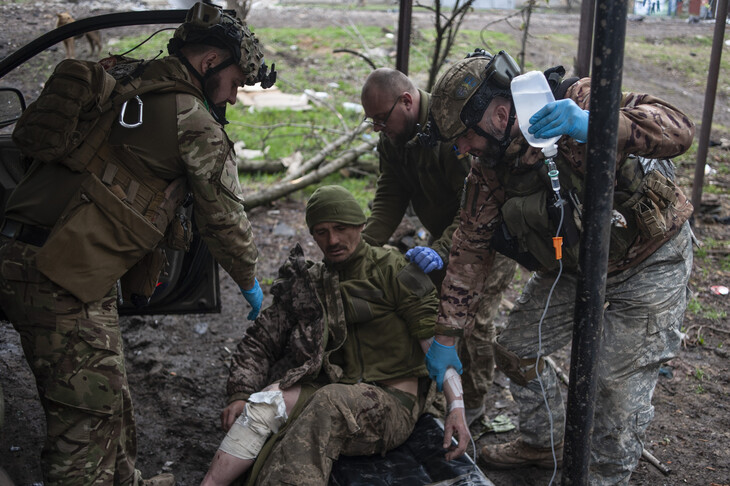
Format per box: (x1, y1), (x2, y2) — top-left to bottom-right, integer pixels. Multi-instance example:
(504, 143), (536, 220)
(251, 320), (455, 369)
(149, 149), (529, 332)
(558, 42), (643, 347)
(421, 49), (520, 147)
(168, 2), (275, 89)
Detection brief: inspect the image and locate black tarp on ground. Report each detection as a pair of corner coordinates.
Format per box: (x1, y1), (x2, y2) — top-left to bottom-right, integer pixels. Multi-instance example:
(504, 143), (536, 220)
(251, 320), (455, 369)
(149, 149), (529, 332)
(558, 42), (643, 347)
(329, 413), (494, 486)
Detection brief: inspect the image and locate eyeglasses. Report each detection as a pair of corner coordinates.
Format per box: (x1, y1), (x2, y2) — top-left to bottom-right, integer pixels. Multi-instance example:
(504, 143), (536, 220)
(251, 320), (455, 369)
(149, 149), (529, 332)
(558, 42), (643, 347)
(364, 95), (401, 128)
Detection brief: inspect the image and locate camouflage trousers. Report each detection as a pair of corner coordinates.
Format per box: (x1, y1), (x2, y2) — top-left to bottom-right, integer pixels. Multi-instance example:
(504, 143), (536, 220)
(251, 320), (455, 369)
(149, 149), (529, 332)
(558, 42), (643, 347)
(458, 252), (516, 410)
(254, 382), (418, 485)
(0, 238), (140, 486)
(496, 222), (692, 486)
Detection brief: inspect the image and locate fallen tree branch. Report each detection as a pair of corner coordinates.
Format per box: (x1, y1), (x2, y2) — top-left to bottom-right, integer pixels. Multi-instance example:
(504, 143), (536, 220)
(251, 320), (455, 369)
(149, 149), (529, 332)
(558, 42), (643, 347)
(243, 139), (377, 210)
(282, 121), (372, 182)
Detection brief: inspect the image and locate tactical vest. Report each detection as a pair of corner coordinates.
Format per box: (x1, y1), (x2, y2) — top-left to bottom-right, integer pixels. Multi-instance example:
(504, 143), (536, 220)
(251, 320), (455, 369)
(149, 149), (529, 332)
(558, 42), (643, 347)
(11, 57), (202, 303)
(490, 69), (681, 273)
(492, 146), (681, 273)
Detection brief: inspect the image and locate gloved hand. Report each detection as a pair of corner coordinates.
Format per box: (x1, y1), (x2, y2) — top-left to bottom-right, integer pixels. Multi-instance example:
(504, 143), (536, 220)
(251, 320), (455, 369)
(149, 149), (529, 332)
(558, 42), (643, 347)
(406, 246), (444, 274)
(529, 99), (589, 143)
(240, 278), (263, 321)
(425, 340), (463, 392)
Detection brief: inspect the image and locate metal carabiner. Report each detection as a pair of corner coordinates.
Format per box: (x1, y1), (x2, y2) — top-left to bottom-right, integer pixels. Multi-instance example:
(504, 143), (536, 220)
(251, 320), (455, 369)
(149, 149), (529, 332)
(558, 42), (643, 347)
(119, 95), (143, 128)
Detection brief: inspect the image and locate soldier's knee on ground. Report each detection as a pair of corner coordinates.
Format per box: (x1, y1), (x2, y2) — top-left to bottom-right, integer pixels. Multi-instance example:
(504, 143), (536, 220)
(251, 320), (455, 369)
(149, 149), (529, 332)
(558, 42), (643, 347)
(219, 391), (287, 460)
(493, 340), (545, 388)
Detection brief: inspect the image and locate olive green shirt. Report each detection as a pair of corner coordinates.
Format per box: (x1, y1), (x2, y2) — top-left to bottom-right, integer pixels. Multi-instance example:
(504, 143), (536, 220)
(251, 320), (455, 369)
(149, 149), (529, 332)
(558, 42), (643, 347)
(362, 89), (471, 264)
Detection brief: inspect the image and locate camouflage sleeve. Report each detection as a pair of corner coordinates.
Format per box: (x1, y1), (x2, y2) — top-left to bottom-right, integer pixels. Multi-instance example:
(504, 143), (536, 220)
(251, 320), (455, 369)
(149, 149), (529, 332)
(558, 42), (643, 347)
(617, 90), (695, 158)
(566, 78), (695, 160)
(362, 137), (411, 246)
(177, 94), (257, 288)
(226, 303), (291, 402)
(435, 161), (500, 337)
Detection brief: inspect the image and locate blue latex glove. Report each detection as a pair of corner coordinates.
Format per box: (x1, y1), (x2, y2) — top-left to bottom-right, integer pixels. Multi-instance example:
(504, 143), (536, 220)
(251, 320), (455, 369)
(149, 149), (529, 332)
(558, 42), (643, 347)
(528, 99), (589, 143)
(425, 340), (463, 392)
(405, 246), (444, 274)
(240, 278), (263, 321)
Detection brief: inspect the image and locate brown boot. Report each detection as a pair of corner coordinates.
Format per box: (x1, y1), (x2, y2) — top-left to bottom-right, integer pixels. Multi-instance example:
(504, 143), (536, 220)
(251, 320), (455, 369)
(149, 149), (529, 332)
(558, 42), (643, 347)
(479, 439), (563, 470)
(142, 474), (175, 486)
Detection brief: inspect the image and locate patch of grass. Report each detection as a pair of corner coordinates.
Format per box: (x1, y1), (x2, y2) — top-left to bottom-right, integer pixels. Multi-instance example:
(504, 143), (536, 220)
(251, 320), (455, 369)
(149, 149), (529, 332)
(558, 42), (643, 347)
(694, 244), (708, 260)
(686, 297), (702, 315)
(702, 183), (723, 194)
(704, 308), (727, 321)
(721, 254), (730, 272)
(694, 368), (705, 381)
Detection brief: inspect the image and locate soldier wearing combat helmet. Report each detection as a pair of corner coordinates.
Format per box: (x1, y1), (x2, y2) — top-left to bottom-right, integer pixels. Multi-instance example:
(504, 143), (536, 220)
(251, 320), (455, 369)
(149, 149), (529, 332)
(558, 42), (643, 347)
(0, 3), (274, 484)
(422, 48), (695, 483)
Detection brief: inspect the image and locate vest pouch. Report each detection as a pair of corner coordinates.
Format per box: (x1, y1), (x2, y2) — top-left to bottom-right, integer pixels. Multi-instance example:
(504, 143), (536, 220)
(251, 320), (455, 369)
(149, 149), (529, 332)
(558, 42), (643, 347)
(161, 206), (193, 252)
(502, 190), (580, 272)
(120, 248), (167, 308)
(630, 170), (678, 241)
(36, 173), (164, 303)
(12, 59), (116, 166)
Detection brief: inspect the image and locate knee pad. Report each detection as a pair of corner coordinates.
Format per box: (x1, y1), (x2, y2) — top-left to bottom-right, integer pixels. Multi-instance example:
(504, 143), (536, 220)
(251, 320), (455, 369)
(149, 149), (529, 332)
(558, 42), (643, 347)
(493, 340), (545, 387)
(218, 390), (288, 460)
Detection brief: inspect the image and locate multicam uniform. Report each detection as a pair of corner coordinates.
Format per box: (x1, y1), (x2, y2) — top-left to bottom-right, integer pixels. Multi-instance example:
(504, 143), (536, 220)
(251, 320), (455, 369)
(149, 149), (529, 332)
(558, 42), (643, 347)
(437, 78), (695, 484)
(362, 89), (516, 413)
(0, 56), (257, 485)
(226, 241), (437, 485)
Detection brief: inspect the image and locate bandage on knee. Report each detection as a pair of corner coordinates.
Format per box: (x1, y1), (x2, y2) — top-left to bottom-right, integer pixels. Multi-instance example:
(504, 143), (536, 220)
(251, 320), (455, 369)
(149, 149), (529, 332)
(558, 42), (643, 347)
(218, 390), (288, 460)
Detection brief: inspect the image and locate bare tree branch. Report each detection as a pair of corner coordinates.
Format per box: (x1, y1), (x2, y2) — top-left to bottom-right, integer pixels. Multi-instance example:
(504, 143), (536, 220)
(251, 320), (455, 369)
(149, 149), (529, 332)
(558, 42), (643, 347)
(282, 121), (371, 182)
(244, 139), (377, 210)
(333, 48), (378, 70)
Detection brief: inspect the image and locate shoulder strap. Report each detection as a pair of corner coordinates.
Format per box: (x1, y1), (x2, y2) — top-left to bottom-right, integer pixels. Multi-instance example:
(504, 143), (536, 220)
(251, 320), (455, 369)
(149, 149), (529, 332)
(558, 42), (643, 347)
(542, 65), (580, 100)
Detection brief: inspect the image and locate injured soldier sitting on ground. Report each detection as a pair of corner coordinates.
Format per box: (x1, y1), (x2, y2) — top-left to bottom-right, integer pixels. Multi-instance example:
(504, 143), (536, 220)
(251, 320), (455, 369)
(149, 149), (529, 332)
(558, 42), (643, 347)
(200, 185), (470, 486)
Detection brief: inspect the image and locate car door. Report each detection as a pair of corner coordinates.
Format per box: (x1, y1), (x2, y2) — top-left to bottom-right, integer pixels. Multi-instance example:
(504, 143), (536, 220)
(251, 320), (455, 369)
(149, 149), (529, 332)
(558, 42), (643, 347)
(0, 10), (221, 316)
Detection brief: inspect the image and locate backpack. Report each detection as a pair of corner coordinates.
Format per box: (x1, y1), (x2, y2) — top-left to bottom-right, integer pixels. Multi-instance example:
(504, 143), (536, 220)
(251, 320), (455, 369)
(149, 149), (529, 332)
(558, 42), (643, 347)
(12, 57), (200, 171)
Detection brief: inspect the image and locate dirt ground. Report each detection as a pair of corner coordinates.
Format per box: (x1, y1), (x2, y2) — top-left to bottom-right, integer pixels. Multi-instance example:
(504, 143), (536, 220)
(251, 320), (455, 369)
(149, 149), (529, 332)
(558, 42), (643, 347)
(1, 1), (729, 485)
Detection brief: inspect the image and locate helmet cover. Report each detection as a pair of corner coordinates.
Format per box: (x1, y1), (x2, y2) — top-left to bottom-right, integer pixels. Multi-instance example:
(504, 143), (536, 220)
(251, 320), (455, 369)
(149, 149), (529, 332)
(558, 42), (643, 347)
(170, 2), (266, 86)
(428, 50), (519, 142)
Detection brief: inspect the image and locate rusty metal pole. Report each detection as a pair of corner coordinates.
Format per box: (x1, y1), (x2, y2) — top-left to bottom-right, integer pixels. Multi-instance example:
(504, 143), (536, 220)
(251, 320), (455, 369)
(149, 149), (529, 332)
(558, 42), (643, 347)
(395, 0), (413, 74)
(561, 0), (629, 484)
(691, 0), (728, 218)
(575, 0), (596, 77)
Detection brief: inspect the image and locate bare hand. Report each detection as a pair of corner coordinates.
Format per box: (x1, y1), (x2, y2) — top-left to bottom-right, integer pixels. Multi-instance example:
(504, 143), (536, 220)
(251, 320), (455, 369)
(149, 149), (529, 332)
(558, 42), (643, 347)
(443, 408), (470, 461)
(220, 400), (246, 431)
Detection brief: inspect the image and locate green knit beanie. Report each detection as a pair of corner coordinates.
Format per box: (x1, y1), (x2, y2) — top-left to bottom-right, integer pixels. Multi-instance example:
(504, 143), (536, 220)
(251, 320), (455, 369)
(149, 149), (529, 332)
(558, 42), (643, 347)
(305, 185), (367, 230)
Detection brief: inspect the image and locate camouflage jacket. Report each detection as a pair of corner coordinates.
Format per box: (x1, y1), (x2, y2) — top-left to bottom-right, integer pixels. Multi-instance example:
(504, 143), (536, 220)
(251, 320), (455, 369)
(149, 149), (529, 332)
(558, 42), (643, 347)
(4, 56), (258, 290)
(227, 241), (437, 403)
(436, 78), (695, 336)
(362, 90), (471, 263)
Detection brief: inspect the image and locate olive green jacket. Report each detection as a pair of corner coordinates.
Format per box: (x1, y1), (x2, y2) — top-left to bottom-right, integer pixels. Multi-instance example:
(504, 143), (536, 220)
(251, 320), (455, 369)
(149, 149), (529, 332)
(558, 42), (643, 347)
(227, 240), (437, 403)
(362, 89), (470, 264)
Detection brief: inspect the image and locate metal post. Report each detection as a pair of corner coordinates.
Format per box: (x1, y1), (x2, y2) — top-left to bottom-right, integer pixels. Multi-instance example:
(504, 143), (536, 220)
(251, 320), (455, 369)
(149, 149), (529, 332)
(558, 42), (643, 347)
(561, 0), (629, 484)
(575, 0), (596, 77)
(691, 0), (728, 218)
(395, 0), (413, 74)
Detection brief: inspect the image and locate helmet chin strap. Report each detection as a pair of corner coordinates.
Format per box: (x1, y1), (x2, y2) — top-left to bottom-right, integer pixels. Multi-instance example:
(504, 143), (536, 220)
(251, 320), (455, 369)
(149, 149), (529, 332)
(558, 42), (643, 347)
(469, 103), (517, 157)
(172, 49), (234, 124)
